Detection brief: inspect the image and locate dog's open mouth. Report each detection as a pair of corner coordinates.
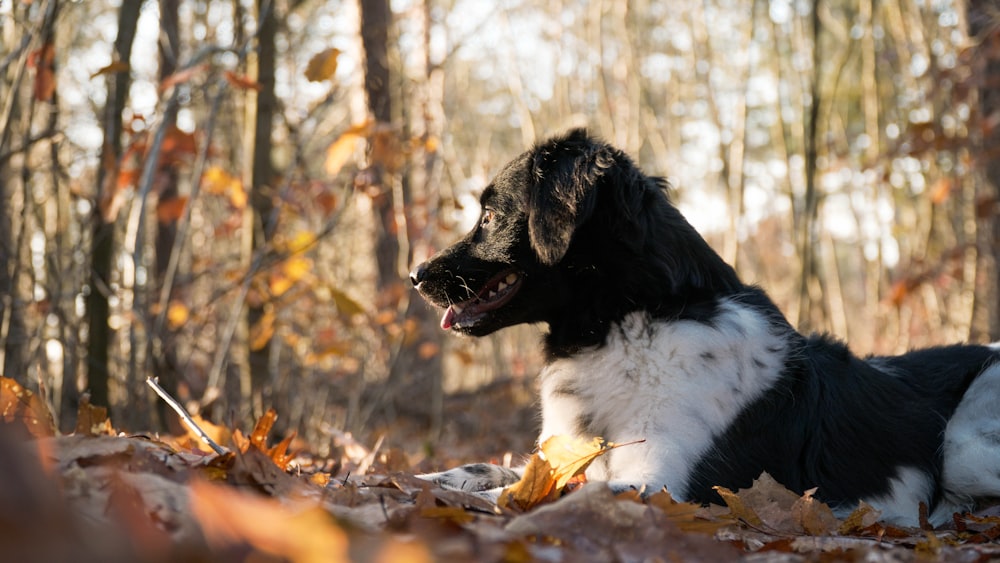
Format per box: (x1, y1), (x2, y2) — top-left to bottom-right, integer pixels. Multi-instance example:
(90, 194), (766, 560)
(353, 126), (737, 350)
(440, 269), (523, 330)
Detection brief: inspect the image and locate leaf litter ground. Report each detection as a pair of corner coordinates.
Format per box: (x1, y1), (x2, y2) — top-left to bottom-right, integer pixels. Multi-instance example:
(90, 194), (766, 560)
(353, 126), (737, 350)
(1, 375), (999, 562)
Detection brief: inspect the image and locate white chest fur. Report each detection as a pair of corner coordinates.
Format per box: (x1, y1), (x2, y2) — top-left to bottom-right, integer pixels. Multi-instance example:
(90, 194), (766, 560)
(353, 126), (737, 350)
(538, 301), (789, 496)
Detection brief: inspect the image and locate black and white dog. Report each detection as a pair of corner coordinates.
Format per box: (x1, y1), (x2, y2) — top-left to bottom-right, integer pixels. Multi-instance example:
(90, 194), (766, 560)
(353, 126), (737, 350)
(409, 129), (1000, 525)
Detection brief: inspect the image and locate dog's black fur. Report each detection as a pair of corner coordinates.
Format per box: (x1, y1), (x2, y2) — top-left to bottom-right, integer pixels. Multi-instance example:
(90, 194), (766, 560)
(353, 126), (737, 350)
(411, 129), (1000, 523)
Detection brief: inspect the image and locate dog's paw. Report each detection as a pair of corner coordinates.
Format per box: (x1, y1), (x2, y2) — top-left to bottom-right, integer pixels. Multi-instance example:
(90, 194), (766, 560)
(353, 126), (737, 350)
(418, 463), (523, 497)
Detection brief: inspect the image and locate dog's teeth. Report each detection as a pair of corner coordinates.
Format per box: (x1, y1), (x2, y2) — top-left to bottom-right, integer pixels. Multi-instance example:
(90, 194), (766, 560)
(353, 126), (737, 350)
(489, 291), (497, 298)
(452, 304), (464, 314)
(497, 282), (507, 291)
(506, 274), (517, 284)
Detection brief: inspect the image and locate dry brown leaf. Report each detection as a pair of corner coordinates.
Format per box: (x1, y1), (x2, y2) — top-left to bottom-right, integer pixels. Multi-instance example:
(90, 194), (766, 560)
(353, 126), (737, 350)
(190, 480), (350, 563)
(90, 60), (129, 79)
(304, 48), (341, 82)
(73, 393), (113, 437)
(792, 487), (840, 535)
(645, 489), (729, 535)
(0, 376), (56, 438)
(838, 501), (882, 535)
(714, 485), (764, 527)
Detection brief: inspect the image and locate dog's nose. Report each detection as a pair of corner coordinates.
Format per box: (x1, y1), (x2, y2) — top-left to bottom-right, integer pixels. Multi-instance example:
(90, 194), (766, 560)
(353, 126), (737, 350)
(409, 262), (428, 287)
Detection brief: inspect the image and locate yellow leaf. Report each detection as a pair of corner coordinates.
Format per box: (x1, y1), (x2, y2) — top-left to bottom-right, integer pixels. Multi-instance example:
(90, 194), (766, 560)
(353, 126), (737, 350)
(285, 231), (316, 255)
(203, 166), (235, 195)
(282, 256), (311, 283)
(498, 435), (616, 511)
(228, 181), (247, 209)
(250, 310), (276, 351)
(324, 122), (372, 177)
(166, 300), (190, 329)
(329, 286), (365, 317)
(304, 48), (341, 82)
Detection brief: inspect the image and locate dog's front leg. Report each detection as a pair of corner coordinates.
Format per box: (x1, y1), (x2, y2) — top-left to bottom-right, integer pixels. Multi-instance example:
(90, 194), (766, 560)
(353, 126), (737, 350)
(418, 463), (524, 501)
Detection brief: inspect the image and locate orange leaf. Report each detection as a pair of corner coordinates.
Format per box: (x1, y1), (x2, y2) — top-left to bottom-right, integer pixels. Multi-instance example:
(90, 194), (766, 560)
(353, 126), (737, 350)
(166, 300), (190, 329)
(324, 121), (372, 177)
(249, 408), (278, 451)
(304, 48), (341, 82)
(267, 432), (297, 470)
(160, 126), (198, 165)
(249, 310), (276, 351)
(28, 43), (56, 101)
(223, 70), (261, 91)
(160, 63), (207, 92)
(156, 196), (188, 224)
(202, 166), (246, 208)
(930, 178), (953, 204)
(418, 341), (440, 359)
(91, 61), (130, 79)
(202, 166), (236, 194)
(0, 376), (56, 438)
(189, 480), (350, 563)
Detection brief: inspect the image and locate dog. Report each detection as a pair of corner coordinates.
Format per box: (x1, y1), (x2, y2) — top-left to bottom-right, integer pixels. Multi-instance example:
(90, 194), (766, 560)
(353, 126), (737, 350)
(409, 129), (1000, 525)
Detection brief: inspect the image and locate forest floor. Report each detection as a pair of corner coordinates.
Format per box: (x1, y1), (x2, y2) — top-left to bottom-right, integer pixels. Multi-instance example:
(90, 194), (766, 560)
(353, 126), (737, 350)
(2, 375), (1000, 563)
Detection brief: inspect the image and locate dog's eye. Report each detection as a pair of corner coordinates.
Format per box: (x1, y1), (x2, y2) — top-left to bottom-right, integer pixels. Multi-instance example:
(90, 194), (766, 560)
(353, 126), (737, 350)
(480, 209), (495, 228)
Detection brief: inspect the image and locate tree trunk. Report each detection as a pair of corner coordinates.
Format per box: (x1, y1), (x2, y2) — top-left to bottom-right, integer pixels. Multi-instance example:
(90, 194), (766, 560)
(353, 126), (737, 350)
(87, 0), (141, 409)
(796, 0), (829, 334)
(246, 0), (278, 416)
(151, 0), (183, 428)
(968, 1), (1000, 342)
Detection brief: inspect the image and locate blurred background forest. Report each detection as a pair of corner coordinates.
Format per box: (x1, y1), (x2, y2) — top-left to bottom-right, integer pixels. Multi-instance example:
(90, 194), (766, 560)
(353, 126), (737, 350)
(2, 0), (999, 459)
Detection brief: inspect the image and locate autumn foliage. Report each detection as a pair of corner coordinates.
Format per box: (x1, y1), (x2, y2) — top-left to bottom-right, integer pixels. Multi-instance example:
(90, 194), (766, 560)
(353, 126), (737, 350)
(1, 375), (999, 562)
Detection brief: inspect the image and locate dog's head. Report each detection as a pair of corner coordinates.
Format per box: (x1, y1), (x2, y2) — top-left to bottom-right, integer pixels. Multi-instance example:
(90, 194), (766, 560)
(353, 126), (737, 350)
(410, 129), (738, 340)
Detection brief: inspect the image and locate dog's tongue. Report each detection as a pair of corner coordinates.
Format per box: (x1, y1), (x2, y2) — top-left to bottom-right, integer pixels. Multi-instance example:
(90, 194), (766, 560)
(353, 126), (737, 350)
(440, 306), (457, 330)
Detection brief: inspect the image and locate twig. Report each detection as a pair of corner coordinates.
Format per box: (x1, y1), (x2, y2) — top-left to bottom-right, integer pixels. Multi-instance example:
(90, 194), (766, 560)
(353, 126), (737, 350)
(145, 376), (228, 455)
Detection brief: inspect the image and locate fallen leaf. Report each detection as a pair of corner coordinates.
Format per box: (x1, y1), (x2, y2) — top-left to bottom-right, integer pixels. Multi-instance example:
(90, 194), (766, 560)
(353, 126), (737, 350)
(506, 483), (739, 561)
(838, 501), (881, 534)
(190, 480), (350, 563)
(0, 376), (56, 438)
(645, 489), (729, 535)
(73, 393), (113, 437)
(498, 435), (614, 511)
(792, 487), (840, 535)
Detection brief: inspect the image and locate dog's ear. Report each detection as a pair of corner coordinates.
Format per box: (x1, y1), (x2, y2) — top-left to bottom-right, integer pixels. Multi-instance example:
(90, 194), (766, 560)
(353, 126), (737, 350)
(528, 129), (602, 265)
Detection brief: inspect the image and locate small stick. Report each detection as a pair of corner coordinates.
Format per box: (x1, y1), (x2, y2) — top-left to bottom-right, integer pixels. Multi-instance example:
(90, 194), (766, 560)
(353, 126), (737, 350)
(146, 377), (228, 455)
